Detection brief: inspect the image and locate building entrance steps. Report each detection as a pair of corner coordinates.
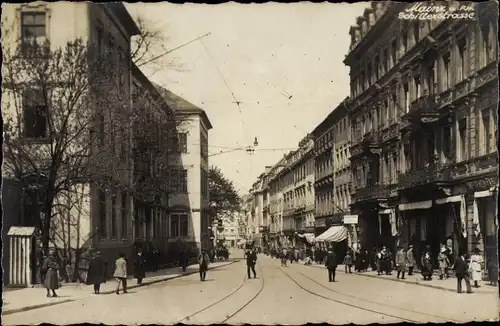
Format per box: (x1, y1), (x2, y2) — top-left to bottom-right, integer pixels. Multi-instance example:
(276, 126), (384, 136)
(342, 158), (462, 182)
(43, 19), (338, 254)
(3, 260), (237, 316)
(307, 263), (498, 295)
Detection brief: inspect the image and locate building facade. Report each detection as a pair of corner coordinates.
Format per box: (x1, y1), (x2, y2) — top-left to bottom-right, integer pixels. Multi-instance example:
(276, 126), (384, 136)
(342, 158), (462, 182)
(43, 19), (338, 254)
(1, 2), (142, 282)
(218, 213), (240, 248)
(157, 88), (213, 251)
(267, 157), (287, 247)
(311, 110), (337, 237)
(345, 1), (498, 274)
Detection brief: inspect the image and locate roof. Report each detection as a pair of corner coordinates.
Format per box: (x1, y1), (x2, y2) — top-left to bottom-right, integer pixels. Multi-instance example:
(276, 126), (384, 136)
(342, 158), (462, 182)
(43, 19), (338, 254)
(103, 3), (141, 36)
(153, 83), (213, 130)
(311, 97), (350, 137)
(8, 226), (36, 236)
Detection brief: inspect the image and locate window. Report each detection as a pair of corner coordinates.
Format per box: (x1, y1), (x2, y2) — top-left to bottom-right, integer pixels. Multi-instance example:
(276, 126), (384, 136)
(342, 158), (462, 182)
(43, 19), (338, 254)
(391, 40), (397, 67)
(414, 75), (421, 100)
(121, 191), (127, 239)
(170, 214), (188, 237)
(403, 83), (410, 112)
(458, 118), (467, 161)
(374, 55), (380, 81)
(20, 12), (47, 54)
(119, 128), (127, 161)
(480, 22), (494, 67)
(413, 21), (420, 44)
(98, 113), (105, 146)
(442, 125), (452, 159)
(111, 193), (117, 238)
(383, 48), (388, 73)
(457, 37), (467, 81)
(23, 88), (47, 138)
(178, 133), (187, 152)
(482, 109), (492, 154)
(427, 63), (436, 94)
(402, 32), (408, 54)
(442, 52), (451, 90)
(98, 190), (107, 238)
(169, 168), (188, 193)
(108, 37), (115, 72)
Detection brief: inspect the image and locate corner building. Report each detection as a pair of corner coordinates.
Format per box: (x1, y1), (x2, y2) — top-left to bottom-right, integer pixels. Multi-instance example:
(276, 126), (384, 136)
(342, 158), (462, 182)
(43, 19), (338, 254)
(345, 1), (498, 279)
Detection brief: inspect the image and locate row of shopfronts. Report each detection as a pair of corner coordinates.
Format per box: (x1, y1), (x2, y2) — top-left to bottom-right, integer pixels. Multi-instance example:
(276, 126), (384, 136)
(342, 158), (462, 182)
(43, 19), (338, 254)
(259, 179), (497, 281)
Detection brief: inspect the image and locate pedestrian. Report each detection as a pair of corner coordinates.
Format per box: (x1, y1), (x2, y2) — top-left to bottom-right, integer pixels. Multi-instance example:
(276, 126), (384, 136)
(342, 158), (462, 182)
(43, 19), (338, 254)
(395, 246), (407, 280)
(289, 247), (294, 264)
(86, 250), (106, 294)
(487, 254), (498, 286)
(281, 248), (288, 267)
(406, 245), (416, 276)
(470, 247), (484, 288)
(438, 247), (450, 280)
(294, 247), (299, 263)
(421, 245), (433, 281)
(113, 252), (128, 295)
(197, 249), (210, 281)
(134, 251), (146, 285)
(382, 247), (393, 275)
(324, 248), (338, 282)
(246, 248), (257, 279)
(343, 251), (353, 273)
(179, 248), (189, 272)
(370, 247), (378, 272)
(453, 251), (472, 294)
(42, 250), (60, 298)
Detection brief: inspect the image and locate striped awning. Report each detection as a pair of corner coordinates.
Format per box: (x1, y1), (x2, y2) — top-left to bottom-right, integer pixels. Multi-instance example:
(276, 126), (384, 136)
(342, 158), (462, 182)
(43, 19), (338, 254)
(315, 226), (348, 243)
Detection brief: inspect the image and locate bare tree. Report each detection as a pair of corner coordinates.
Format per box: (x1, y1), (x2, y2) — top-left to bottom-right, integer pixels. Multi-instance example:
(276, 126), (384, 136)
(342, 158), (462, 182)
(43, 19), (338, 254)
(131, 14), (185, 75)
(1, 32), (175, 258)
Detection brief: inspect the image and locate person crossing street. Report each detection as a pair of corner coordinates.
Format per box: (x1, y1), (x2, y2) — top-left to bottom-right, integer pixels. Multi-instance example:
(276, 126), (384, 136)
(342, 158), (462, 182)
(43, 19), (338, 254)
(198, 249), (210, 282)
(246, 248), (257, 279)
(325, 248), (338, 282)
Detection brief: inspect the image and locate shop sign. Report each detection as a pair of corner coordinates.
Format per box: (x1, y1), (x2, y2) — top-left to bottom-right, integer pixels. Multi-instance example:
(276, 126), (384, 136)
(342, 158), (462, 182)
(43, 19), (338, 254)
(343, 215), (359, 224)
(466, 176), (497, 192)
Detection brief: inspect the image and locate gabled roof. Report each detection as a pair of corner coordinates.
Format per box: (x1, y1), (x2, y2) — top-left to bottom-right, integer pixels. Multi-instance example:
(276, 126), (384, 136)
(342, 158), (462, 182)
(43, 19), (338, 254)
(153, 83), (213, 130)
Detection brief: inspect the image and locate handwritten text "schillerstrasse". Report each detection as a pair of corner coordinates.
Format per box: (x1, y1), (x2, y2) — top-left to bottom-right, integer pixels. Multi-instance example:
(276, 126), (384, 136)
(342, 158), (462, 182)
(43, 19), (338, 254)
(398, 2), (475, 20)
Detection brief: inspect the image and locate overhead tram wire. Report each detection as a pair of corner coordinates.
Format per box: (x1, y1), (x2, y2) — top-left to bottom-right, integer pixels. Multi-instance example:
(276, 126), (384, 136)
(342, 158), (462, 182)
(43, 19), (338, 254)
(137, 32), (212, 68)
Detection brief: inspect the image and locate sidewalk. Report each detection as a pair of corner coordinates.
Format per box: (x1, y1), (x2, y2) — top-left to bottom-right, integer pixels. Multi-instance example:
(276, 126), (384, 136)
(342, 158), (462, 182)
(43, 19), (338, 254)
(308, 263), (498, 295)
(2, 260), (236, 316)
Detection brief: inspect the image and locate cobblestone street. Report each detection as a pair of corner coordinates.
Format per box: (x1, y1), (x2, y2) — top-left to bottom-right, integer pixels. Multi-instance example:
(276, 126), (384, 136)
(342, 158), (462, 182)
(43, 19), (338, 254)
(3, 253), (498, 325)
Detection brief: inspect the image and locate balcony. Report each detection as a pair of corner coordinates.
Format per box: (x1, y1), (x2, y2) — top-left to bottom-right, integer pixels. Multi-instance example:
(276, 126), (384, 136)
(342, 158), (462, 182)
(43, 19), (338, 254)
(397, 163), (453, 190)
(381, 123), (399, 143)
(353, 184), (392, 202)
(408, 95), (439, 123)
(451, 152), (498, 181)
(350, 131), (381, 158)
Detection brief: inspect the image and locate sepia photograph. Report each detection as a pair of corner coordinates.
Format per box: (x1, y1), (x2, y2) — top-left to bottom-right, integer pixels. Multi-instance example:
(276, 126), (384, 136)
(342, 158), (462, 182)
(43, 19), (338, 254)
(1, 0), (498, 325)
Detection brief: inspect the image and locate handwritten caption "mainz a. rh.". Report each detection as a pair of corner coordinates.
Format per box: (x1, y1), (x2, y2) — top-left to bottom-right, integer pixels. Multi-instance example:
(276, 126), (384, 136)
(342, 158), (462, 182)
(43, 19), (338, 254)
(398, 2), (475, 20)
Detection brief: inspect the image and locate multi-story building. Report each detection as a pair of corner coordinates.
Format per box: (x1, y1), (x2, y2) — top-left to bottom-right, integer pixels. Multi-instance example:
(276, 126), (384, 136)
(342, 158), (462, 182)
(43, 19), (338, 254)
(130, 65), (173, 257)
(277, 151), (297, 247)
(1, 2), (142, 283)
(345, 1), (498, 273)
(331, 99), (354, 247)
(218, 213), (240, 247)
(156, 88), (213, 251)
(311, 111), (337, 237)
(268, 157), (287, 247)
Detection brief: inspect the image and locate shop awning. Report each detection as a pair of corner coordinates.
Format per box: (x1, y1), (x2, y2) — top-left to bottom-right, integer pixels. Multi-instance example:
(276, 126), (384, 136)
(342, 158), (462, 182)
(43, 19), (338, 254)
(435, 195), (463, 204)
(398, 200), (432, 211)
(298, 233), (315, 244)
(315, 226), (348, 243)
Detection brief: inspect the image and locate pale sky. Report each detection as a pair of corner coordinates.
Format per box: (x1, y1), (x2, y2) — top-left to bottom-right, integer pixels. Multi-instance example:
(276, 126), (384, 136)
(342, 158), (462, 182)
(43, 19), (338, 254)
(126, 2), (368, 194)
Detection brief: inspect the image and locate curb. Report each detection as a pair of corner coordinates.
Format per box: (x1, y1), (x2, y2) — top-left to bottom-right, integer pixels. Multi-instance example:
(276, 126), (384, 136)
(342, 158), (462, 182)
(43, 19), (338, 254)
(3, 261), (237, 316)
(308, 264), (494, 294)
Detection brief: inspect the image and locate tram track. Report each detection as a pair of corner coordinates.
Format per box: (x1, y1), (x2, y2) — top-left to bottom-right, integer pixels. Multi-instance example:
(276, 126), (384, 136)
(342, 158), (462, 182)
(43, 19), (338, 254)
(176, 263), (265, 324)
(279, 266), (447, 323)
(293, 267), (463, 323)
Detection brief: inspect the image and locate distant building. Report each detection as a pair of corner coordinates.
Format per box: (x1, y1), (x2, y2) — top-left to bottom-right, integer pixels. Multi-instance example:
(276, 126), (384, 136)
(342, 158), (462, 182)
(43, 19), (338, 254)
(156, 87), (213, 251)
(218, 213), (240, 247)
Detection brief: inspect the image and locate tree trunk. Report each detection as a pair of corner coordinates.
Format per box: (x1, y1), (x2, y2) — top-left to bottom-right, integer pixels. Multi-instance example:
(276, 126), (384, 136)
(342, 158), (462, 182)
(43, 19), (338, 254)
(41, 196), (54, 252)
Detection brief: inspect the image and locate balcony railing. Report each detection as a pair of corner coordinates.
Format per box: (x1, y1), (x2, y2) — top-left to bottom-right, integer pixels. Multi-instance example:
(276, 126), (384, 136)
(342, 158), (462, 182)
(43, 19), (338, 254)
(397, 163), (453, 190)
(408, 95), (439, 123)
(353, 183), (393, 202)
(361, 130), (381, 148)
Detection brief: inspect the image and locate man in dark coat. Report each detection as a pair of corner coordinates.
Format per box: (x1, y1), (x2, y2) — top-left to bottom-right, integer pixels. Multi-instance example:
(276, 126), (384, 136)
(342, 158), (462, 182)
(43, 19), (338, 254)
(198, 249), (210, 281)
(179, 249), (189, 272)
(324, 248), (338, 282)
(134, 252), (146, 285)
(454, 252), (472, 294)
(246, 249), (258, 278)
(87, 251), (106, 294)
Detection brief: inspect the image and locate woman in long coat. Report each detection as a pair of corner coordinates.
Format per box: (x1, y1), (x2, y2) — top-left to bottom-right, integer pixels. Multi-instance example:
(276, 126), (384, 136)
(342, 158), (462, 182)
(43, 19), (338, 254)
(87, 251), (106, 294)
(42, 250), (60, 297)
(134, 252), (146, 285)
(406, 245), (416, 275)
(421, 245), (433, 281)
